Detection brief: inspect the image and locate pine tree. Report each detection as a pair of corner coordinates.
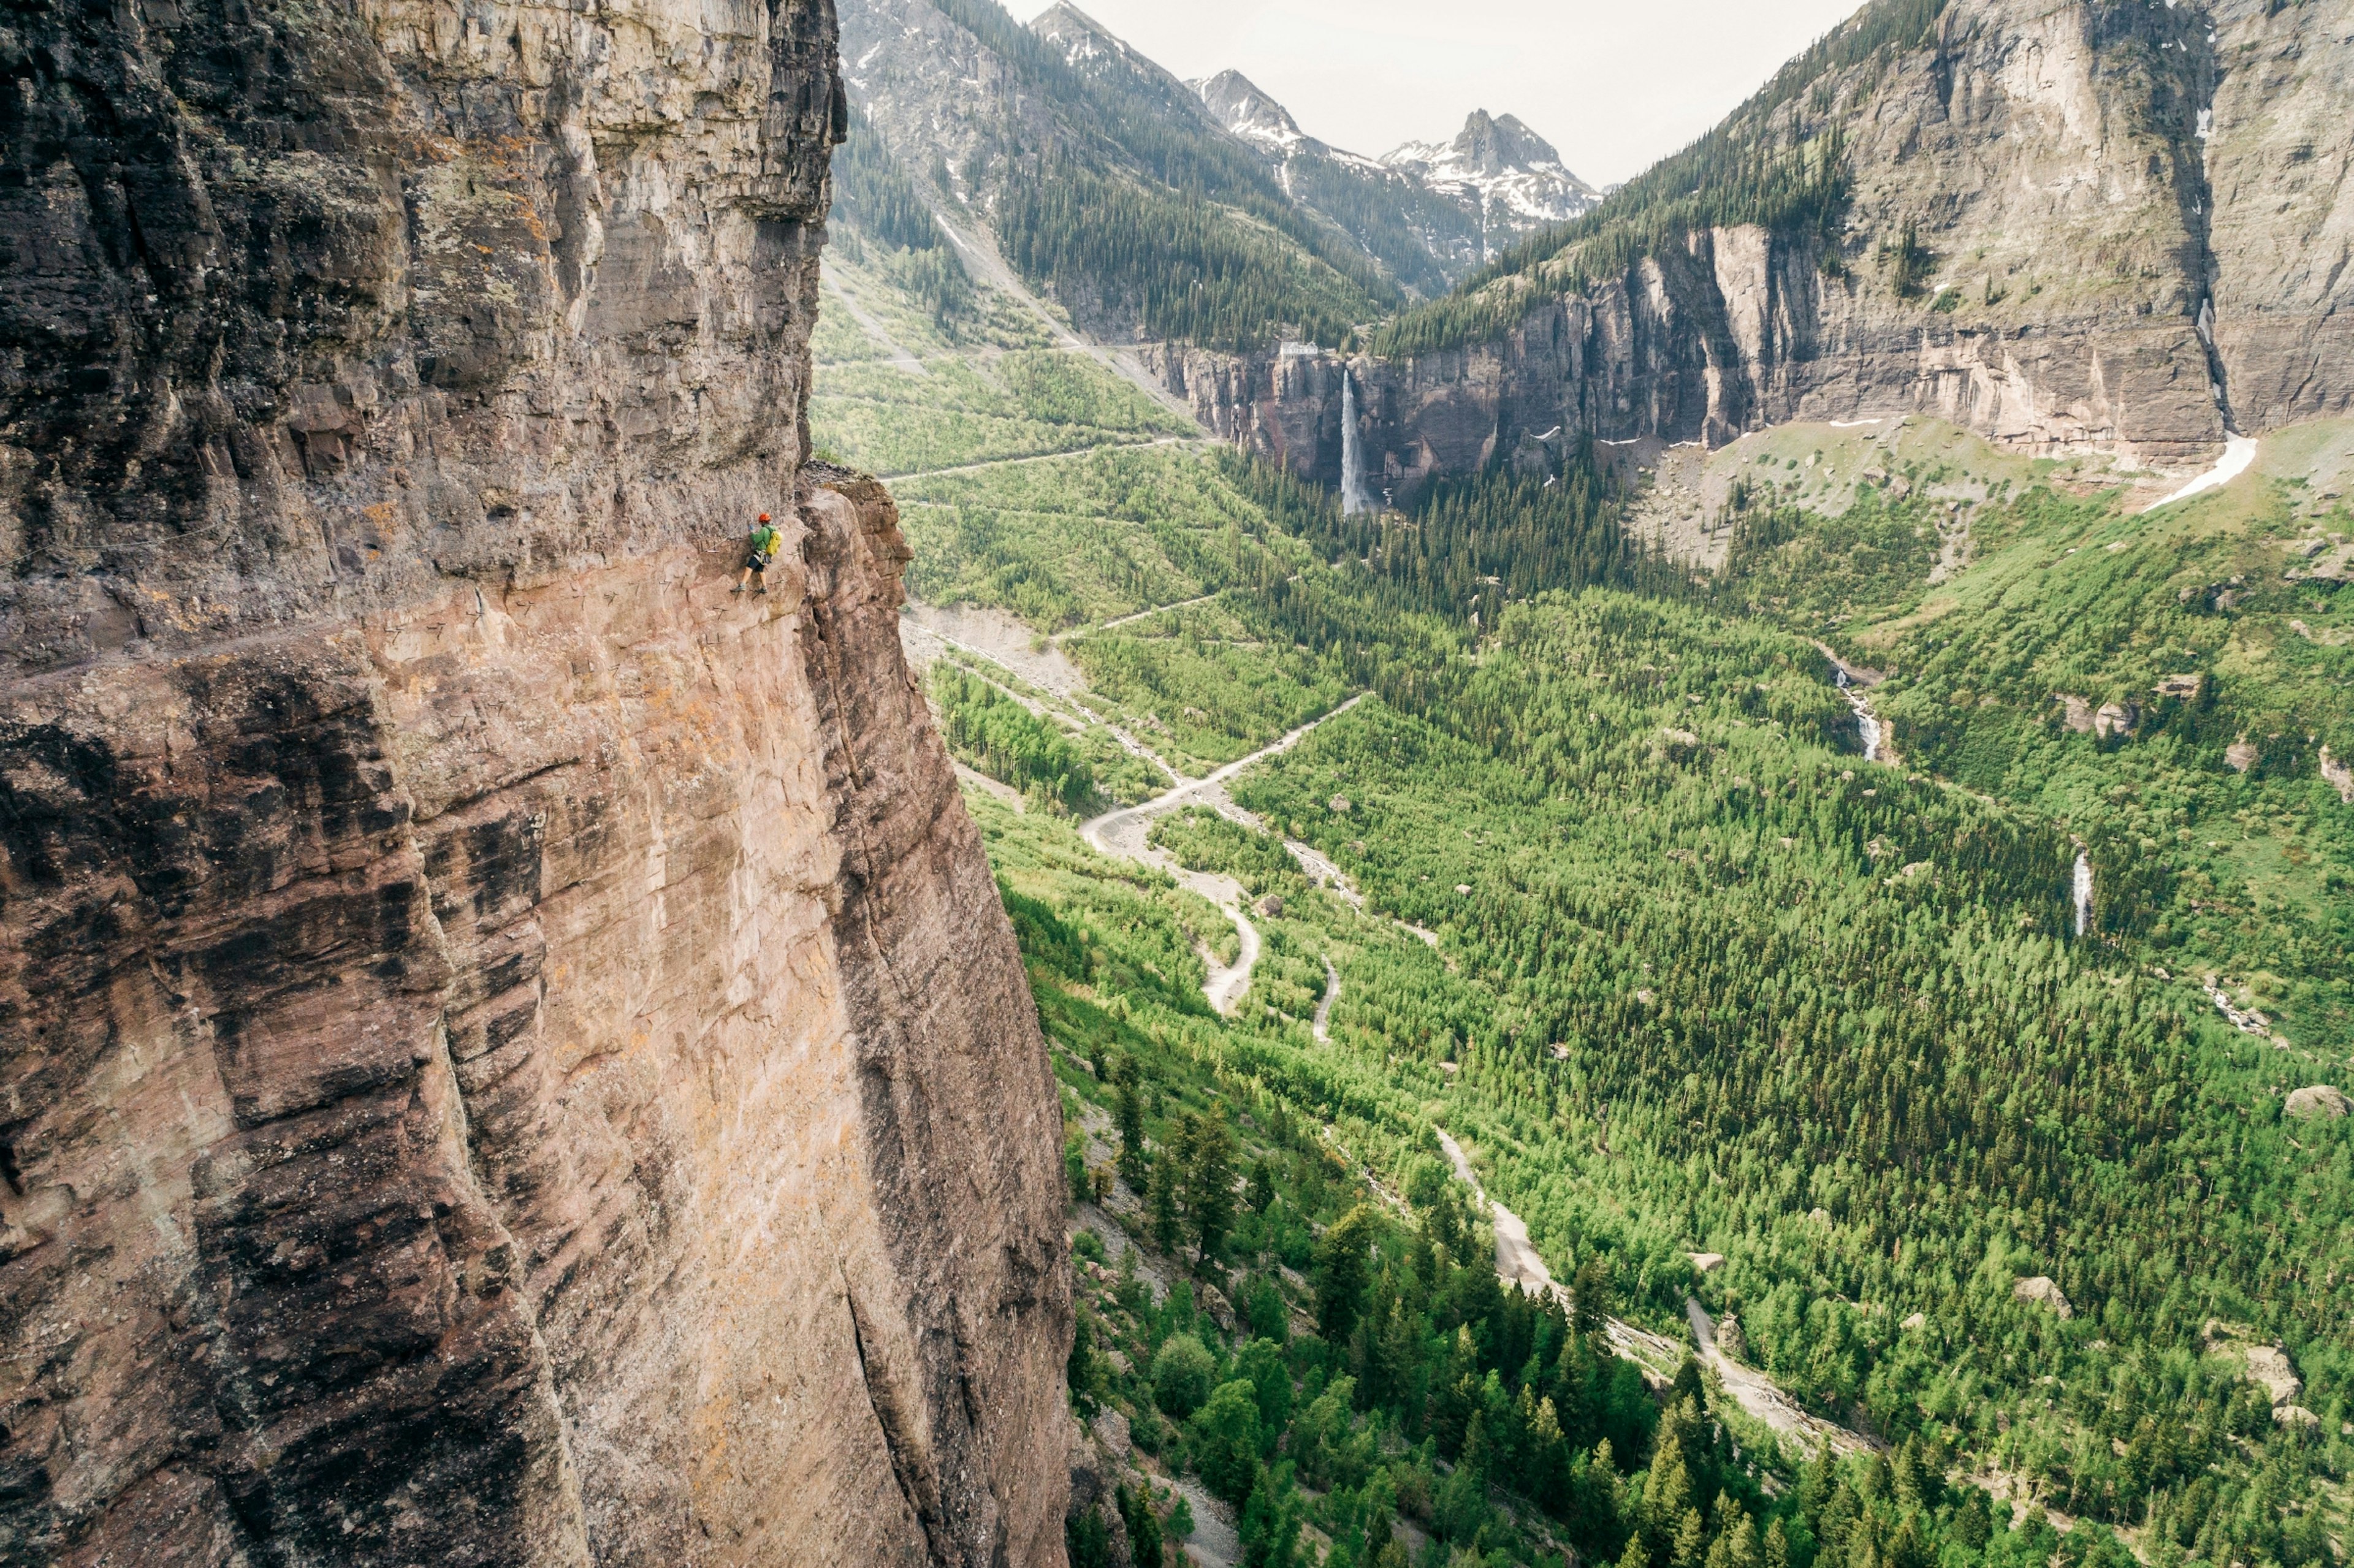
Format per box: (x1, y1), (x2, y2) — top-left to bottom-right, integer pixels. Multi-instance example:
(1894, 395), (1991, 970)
(1571, 1257), (1614, 1336)
(1148, 1154), (1182, 1256)
(1115, 1067), (1148, 1190)
(1672, 1507), (1709, 1568)
(1118, 1483), (1164, 1568)
(1185, 1113), (1236, 1264)
(1708, 1499), (1760, 1568)
(1311, 1205), (1379, 1342)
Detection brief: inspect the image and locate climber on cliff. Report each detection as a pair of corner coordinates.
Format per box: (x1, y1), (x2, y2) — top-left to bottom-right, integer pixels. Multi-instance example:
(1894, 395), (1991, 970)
(733, 513), (783, 595)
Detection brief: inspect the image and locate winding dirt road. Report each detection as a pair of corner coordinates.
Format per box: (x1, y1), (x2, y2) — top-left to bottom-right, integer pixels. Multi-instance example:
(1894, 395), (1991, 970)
(1079, 695), (1368, 1014)
(1312, 958), (1339, 1043)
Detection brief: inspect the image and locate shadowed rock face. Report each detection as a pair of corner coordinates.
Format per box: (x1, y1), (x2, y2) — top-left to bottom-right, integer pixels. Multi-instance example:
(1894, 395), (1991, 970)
(1149, 0), (2353, 493)
(0, 1), (1072, 1564)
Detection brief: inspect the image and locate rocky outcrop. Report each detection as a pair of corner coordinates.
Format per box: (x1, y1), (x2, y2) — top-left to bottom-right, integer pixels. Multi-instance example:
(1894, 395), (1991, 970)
(2202, 0), (2354, 434)
(2285, 1084), (2352, 1120)
(1171, 0), (2354, 492)
(1136, 344), (1355, 484)
(0, 0), (1072, 1563)
(2242, 1345), (2305, 1409)
(2322, 748), (2354, 805)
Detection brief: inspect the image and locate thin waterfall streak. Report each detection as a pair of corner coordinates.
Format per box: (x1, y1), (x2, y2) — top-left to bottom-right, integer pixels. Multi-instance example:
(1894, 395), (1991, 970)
(1341, 370), (1376, 516)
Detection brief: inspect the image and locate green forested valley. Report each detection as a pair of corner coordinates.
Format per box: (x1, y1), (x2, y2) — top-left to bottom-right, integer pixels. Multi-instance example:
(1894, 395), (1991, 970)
(811, 219), (2353, 1568)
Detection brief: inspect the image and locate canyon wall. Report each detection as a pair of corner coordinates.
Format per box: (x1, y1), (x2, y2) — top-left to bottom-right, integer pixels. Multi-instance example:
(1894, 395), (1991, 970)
(1149, 0), (2354, 493)
(0, 0), (1072, 1564)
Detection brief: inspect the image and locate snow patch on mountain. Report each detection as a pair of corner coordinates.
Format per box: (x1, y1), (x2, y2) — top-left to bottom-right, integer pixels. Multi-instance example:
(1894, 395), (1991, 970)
(1194, 69), (1317, 156)
(1033, 2), (1149, 73)
(1384, 110), (1599, 224)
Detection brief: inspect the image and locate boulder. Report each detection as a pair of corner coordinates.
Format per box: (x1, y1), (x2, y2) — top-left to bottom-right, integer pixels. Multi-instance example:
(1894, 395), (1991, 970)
(1715, 1316), (1750, 1363)
(2244, 1345), (2304, 1407)
(1689, 1252), (1726, 1274)
(1901, 1311), (1928, 1331)
(1807, 1207), (1833, 1228)
(1328, 795), (1353, 813)
(2285, 1084), (2350, 1119)
(1255, 893), (1284, 918)
(2014, 1276), (2073, 1318)
(2322, 748), (2354, 804)
(1093, 1406), (1134, 1464)
(2154, 674), (2204, 700)
(2093, 702), (2138, 739)
(2227, 739), (2260, 772)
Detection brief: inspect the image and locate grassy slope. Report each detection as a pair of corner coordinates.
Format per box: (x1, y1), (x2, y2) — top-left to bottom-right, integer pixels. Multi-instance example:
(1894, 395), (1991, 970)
(1780, 422), (2354, 1054)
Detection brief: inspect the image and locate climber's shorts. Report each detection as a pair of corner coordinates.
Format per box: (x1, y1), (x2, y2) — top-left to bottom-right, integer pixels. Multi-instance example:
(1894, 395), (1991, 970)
(744, 552), (774, 573)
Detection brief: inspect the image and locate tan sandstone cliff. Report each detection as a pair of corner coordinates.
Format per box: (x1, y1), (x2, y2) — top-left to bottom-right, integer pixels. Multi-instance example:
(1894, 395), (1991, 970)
(0, 0), (1072, 1563)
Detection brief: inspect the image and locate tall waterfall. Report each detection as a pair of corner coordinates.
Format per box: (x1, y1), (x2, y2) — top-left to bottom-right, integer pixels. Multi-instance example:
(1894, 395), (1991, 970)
(1341, 370), (1376, 516)
(2073, 850), (2094, 937)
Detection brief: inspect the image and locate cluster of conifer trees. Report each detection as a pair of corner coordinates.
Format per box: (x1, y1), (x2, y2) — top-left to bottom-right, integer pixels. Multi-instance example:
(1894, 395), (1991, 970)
(926, 664), (1098, 813)
(832, 106), (948, 254)
(1216, 446), (1688, 633)
(998, 164), (1380, 351)
(829, 108), (975, 329)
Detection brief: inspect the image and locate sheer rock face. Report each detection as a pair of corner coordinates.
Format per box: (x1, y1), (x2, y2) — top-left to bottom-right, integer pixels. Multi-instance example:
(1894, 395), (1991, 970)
(0, 0), (1072, 1562)
(1158, 0), (2353, 491)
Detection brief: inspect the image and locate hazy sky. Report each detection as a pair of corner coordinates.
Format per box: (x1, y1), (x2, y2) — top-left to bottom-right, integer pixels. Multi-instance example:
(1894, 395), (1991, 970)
(1011, 0), (1865, 188)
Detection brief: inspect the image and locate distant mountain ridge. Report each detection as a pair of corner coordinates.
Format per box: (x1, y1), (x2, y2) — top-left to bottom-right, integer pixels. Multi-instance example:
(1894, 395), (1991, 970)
(836, 0), (1603, 337)
(842, 0), (2353, 501)
(1160, 0), (2354, 504)
(1192, 68), (1325, 160)
(840, 0), (1401, 349)
(1190, 70), (1598, 275)
(1348, 0), (2354, 470)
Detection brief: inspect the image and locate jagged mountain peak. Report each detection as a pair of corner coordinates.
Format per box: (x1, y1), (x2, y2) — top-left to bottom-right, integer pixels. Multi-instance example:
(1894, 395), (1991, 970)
(1194, 67), (1322, 157)
(1031, 1), (1220, 127)
(1454, 109), (1561, 176)
(1384, 107), (1598, 224)
(1030, 1), (1141, 69)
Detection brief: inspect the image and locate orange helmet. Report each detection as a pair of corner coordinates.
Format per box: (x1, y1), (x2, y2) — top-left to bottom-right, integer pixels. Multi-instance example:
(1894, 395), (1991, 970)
(758, 512), (771, 523)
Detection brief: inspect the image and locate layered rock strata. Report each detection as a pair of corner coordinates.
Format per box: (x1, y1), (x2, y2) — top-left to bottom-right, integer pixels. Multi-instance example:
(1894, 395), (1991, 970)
(0, 0), (1071, 1563)
(1151, 0), (2354, 492)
